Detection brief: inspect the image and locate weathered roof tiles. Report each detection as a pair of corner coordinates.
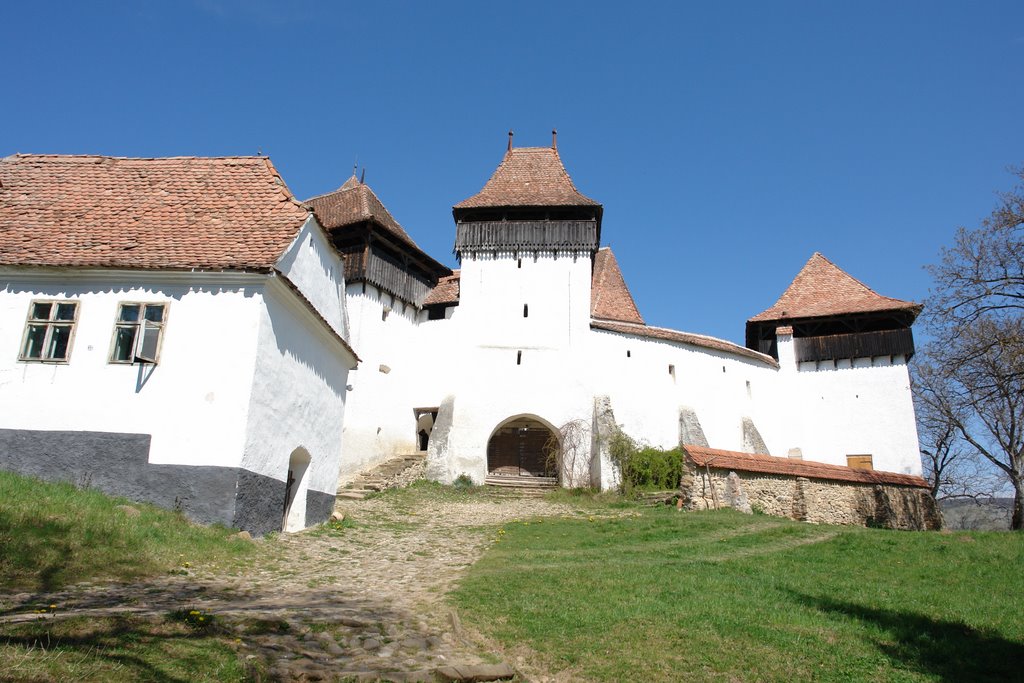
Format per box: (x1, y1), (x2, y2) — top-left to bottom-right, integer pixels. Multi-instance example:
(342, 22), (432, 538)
(0, 154), (309, 271)
(454, 146), (600, 209)
(749, 252), (921, 323)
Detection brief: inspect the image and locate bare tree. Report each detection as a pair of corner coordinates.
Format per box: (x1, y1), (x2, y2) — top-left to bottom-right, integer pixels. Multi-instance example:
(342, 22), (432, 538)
(926, 166), (1024, 332)
(914, 359), (996, 501)
(545, 419), (594, 488)
(921, 168), (1024, 527)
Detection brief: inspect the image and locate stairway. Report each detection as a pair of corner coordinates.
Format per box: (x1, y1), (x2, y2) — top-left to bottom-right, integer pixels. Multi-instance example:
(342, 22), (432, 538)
(337, 453), (427, 500)
(485, 474), (559, 496)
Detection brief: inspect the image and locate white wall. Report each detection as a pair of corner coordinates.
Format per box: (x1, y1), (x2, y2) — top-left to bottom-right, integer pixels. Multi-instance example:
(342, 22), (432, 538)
(0, 270), (264, 469)
(776, 332), (921, 474)
(274, 216), (350, 340)
(241, 278), (352, 500)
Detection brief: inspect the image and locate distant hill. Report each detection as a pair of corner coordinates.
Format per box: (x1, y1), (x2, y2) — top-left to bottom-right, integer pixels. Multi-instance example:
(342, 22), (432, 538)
(940, 497), (1013, 531)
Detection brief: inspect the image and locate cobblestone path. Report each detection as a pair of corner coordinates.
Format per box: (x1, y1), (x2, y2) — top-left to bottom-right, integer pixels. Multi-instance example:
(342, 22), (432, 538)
(0, 490), (583, 681)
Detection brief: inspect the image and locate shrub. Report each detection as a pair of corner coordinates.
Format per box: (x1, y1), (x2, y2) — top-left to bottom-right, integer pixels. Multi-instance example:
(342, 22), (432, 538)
(606, 428), (683, 494)
(453, 473), (475, 489)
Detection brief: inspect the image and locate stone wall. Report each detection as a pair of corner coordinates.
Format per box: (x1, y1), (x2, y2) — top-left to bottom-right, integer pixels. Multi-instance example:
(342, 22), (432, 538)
(680, 461), (941, 530)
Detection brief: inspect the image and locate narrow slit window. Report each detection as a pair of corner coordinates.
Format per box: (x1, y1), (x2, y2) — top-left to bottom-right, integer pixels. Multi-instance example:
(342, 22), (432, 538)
(626, 350), (631, 358)
(516, 350), (522, 365)
(668, 364), (675, 380)
(517, 258), (522, 269)
(523, 303), (529, 318)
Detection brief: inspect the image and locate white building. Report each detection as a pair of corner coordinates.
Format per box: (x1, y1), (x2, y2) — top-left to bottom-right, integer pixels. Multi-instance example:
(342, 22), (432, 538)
(0, 154), (358, 534)
(0, 139), (925, 532)
(324, 133), (923, 489)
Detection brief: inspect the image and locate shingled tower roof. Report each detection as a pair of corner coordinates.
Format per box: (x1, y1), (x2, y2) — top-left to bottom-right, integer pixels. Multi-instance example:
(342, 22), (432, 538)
(454, 144), (600, 210)
(749, 252), (921, 323)
(307, 175), (424, 254)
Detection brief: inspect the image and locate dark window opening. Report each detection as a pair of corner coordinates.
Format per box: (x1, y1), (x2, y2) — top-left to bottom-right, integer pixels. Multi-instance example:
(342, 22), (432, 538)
(523, 303), (529, 318)
(517, 350), (522, 365)
(627, 350), (631, 358)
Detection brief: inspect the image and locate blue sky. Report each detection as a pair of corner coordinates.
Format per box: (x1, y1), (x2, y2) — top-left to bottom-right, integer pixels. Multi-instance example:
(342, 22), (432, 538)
(3, 1), (1022, 344)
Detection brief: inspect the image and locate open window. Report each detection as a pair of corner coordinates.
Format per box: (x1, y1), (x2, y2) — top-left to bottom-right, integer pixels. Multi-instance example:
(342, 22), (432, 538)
(19, 300), (79, 363)
(110, 303), (167, 364)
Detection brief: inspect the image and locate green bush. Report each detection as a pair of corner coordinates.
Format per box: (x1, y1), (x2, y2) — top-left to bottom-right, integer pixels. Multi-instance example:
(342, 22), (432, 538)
(606, 429), (683, 494)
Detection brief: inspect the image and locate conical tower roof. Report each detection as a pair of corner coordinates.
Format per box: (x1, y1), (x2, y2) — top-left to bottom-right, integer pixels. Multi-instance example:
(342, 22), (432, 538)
(749, 252), (921, 322)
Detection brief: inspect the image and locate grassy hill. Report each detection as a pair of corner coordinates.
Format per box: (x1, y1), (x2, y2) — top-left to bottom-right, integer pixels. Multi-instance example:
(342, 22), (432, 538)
(453, 501), (1024, 682)
(0, 470), (254, 591)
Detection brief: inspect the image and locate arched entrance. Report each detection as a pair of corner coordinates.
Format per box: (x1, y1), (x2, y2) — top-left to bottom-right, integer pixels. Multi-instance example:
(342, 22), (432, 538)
(282, 447), (311, 532)
(487, 416), (558, 479)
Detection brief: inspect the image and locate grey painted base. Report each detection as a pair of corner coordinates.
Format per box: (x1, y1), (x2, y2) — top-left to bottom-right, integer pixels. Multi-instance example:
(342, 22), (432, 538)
(0, 428), (333, 536)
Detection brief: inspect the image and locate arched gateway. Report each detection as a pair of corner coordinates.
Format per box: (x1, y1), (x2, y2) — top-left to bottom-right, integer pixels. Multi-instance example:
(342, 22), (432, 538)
(487, 416), (558, 479)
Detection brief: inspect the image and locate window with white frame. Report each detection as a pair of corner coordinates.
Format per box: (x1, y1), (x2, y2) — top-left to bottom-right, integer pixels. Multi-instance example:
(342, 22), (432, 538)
(19, 300), (79, 362)
(110, 303), (167, 364)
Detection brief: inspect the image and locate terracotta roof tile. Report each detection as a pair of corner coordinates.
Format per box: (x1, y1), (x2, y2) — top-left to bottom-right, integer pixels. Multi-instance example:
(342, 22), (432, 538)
(453, 146), (600, 209)
(306, 175), (423, 252)
(591, 247), (644, 324)
(684, 445), (928, 488)
(0, 154), (309, 270)
(749, 252), (922, 322)
(424, 270), (460, 306)
(592, 320), (778, 367)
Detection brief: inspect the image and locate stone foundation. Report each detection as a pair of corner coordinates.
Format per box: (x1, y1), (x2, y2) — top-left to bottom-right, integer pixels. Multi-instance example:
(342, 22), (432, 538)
(682, 461), (941, 530)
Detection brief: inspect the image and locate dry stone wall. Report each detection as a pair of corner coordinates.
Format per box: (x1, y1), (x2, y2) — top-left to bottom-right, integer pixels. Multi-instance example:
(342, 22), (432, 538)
(681, 461), (941, 530)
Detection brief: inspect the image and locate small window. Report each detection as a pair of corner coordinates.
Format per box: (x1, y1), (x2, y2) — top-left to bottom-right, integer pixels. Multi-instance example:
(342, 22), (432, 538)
(517, 258), (522, 269)
(668, 364), (675, 380)
(523, 303), (529, 318)
(19, 300), (79, 362)
(626, 350), (631, 358)
(110, 303), (166, 364)
(517, 350), (522, 365)
(382, 307), (391, 322)
(846, 454), (873, 471)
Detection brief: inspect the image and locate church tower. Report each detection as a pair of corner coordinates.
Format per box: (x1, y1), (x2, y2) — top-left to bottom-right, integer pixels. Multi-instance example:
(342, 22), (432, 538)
(451, 131), (602, 352)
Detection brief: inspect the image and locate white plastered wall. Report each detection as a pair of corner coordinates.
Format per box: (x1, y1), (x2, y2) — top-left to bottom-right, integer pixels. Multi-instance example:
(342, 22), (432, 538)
(0, 270), (264, 468)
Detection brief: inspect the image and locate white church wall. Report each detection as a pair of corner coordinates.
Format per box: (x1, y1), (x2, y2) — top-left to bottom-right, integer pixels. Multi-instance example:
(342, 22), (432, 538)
(775, 334), (921, 475)
(586, 329), (784, 456)
(339, 283), (425, 480)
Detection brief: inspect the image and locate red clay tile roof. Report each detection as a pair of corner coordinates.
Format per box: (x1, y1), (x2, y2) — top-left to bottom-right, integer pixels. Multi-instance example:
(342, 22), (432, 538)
(683, 445), (929, 488)
(306, 175), (423, 253)
(424, 270), (460, 306)
(0, 154), (309, 270)
(591, 247), (644, 324)
(454, 146), (600, 209)
(749, 252), (922, 322)
(592, 320), (778, 367)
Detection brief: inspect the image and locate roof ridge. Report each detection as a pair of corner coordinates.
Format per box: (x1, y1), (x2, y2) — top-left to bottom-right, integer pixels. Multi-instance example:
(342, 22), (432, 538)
(6, 153), (273, 161)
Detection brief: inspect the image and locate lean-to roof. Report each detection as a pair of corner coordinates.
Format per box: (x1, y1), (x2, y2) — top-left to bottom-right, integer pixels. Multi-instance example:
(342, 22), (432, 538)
(592, 320), (778, 367)
(684, 445), (928, 487)
(424, 270), (460, 306)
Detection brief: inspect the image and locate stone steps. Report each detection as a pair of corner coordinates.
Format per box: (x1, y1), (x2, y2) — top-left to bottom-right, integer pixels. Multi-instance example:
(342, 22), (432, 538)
(485, 475), (559, 497)
(339, 452), (427, 498)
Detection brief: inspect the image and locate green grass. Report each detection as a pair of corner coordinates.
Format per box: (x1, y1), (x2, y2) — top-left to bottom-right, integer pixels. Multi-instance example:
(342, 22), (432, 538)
(0, 471), (255, 591)
(0, 614), (254, 682)
(453, 507), (1024, 682)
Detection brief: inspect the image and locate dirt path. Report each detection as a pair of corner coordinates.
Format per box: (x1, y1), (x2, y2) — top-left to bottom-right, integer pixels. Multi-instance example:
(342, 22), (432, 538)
(0, 491), (584, 681)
